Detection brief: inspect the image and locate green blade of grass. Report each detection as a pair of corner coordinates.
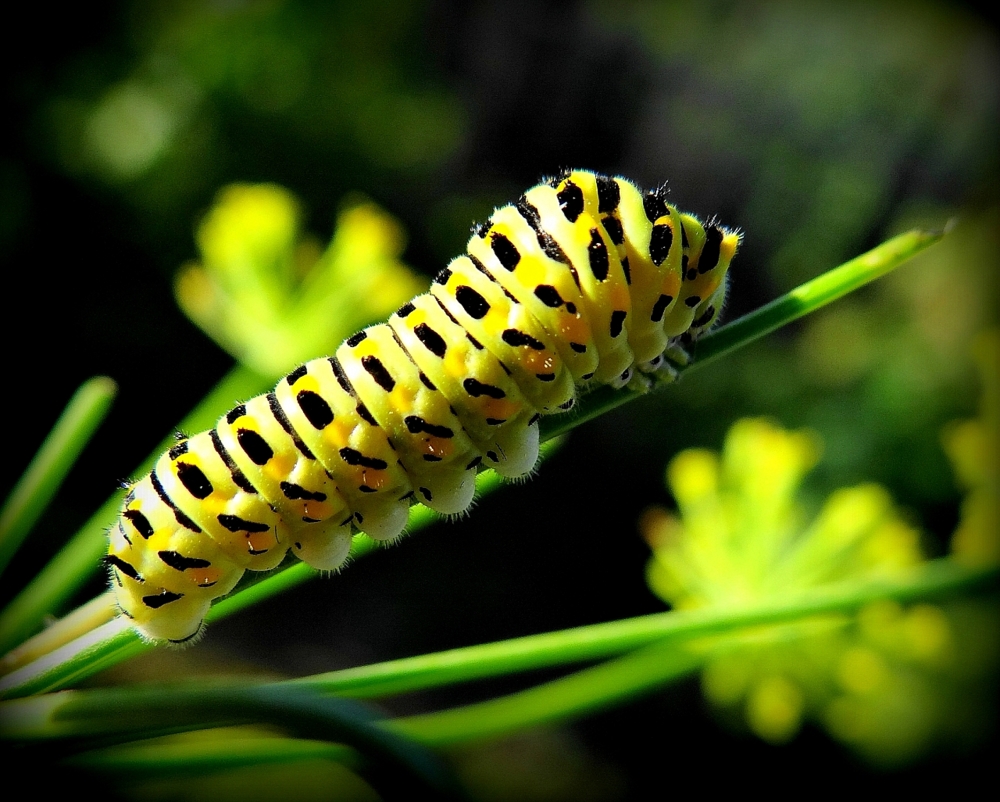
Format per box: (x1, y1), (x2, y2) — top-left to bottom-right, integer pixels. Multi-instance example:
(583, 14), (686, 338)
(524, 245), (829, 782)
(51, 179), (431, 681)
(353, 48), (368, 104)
(3, 558), (993, 704)
(539, 226), (944, 440)
(5, 683), (461, 799)
(65, 730), (356, 778)
(0, 365), (270, 655)
(12, 559), (995, 779)
(0, 377), (117, 579)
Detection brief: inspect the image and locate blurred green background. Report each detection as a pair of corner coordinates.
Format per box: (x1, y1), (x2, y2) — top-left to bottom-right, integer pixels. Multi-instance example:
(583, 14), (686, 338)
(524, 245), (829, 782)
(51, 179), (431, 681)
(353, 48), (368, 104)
(1, 0), (997, 798)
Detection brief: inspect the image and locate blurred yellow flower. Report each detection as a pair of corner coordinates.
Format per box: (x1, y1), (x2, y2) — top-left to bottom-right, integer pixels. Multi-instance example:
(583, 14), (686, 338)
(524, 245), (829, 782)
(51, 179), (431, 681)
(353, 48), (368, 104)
(643, 415), (997, 765)
(175, 183), (426, 378)
(942, 331), (999, 567)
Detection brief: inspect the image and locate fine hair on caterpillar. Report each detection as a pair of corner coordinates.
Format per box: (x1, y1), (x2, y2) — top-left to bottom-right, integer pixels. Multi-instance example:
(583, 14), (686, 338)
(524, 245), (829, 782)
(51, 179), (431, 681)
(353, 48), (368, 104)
(106, 169), (741, 643)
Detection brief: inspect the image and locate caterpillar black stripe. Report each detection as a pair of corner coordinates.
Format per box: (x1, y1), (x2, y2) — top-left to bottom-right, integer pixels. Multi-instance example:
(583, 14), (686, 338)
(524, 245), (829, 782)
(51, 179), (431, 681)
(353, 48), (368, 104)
(106, 170), (741, 642)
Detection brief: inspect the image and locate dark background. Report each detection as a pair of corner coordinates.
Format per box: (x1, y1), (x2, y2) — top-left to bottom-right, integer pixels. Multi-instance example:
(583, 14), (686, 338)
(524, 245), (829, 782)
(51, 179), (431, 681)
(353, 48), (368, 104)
(2, 1), (997, 798)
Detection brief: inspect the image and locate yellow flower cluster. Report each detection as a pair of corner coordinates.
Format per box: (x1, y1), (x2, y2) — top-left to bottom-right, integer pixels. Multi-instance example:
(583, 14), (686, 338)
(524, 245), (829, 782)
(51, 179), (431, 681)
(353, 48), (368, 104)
(643, 410), (997, 765)
(175, 183), (426, 378)
(645, 419), (923, 610)
(942, 331), (999, 567)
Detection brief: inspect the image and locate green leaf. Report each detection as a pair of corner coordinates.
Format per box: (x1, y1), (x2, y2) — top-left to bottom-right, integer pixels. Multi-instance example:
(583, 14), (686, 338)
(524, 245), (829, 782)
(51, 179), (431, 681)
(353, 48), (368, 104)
(0, 377), (117, 578)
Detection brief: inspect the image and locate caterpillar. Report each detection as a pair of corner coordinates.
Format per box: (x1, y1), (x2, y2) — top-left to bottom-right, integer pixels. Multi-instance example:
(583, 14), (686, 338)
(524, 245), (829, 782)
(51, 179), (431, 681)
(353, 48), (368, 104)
(106, 169), (741, 643)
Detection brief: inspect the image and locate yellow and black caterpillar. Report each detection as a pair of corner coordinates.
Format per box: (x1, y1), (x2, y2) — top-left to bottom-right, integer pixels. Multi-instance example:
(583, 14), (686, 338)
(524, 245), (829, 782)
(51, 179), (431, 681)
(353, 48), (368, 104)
(106, 169), (741, 642)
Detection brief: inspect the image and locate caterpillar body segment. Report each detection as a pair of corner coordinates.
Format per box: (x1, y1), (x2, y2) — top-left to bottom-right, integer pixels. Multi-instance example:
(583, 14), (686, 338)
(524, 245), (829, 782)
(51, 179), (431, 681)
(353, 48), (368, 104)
(388, 293), (539, 479)
(106, 169), (741, 643)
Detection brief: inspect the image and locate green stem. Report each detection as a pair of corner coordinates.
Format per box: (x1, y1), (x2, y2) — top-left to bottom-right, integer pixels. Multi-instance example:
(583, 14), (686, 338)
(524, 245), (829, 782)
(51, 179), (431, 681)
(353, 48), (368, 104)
(689, 225), (945, 369)
(540, 226), (944, 440)
(65, 732), (355, 778)
(8, 683), (461, 798)
(289, 558), (998, 699)
(12, 559), (995, 778)
(393, 640), (703, 746)
(0, 377), (117, 578)
(0, 366), (270, 655)
(3, 558), (993, 704)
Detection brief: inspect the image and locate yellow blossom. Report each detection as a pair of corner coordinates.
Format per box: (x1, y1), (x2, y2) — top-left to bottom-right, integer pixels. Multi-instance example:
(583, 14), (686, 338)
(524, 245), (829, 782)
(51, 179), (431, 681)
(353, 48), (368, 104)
(175, 183), (425, 378)
(942, 331), (999, 567)
(643, 416), (995, 765)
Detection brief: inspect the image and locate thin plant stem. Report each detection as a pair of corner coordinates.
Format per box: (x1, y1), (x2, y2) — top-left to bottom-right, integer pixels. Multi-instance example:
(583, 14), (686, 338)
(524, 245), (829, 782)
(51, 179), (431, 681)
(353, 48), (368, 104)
(0, 366), (270, 655)
(539, 226), (944, 438)
(690, 224), (949, 368)
(64, 731), (355, 778)
(0, 377), (117, 578)
(5, 560), (993, 772)
(6, 683), (462, 798)
(392, 639), (703, 746)
(0, 593), (117, 676)
(2, 557), (992, 702)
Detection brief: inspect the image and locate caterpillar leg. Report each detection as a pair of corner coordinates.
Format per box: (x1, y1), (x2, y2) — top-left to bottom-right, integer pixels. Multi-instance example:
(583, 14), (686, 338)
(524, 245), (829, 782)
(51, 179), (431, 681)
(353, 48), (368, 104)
(485, 415), (540, 478)
(631, 348), (683, 391)
(290, 520), (354, 570)
(352, 495), (411, 541)
(412, 468), (477, 515)
(659, 342), (691, 368)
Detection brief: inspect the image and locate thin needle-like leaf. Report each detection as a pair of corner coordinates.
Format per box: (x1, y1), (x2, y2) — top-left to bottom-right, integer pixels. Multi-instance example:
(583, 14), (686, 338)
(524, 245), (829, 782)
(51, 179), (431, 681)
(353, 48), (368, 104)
(0, 377), (117, 578)
(6, 560), (993, 776)
(5, 683), (462, 799)
(0, 366), (270, 655)
(2, 557), (992, 701)
(540, 226), (945, 439)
